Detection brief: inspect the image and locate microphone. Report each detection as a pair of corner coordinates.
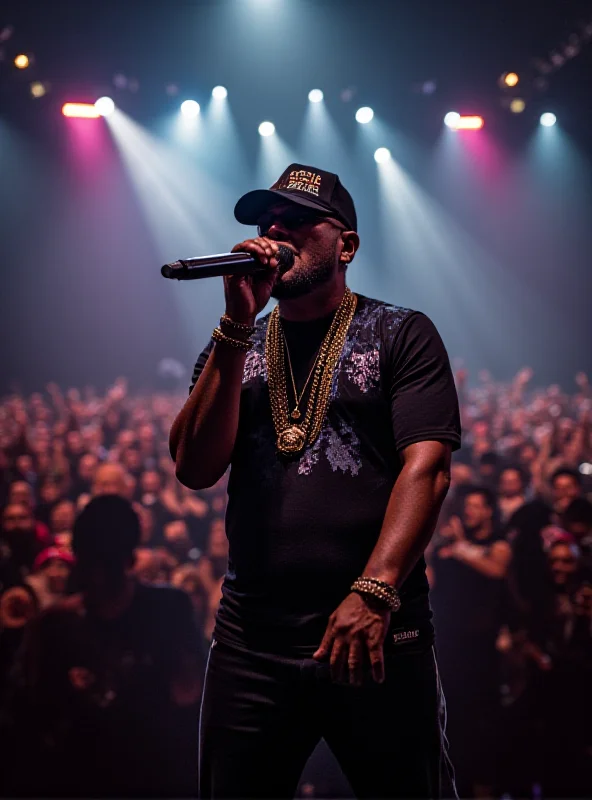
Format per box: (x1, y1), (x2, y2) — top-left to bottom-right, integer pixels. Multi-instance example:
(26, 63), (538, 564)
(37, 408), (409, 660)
(161, 245), (294, 280)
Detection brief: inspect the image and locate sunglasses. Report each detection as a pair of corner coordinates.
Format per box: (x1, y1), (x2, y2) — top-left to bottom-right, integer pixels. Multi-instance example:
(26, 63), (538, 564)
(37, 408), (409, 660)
(257, 208), (346, 238)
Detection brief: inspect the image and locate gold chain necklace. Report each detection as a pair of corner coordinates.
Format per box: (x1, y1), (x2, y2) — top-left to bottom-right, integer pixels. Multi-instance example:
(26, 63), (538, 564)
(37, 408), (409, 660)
(283, 333), (318, 421)
(265, 288), (358, 455)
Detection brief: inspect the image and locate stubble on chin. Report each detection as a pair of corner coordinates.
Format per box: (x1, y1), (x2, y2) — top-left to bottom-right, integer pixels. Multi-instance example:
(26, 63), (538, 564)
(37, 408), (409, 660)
(270, 255), (335, 300)
(270, 277), (311, 300)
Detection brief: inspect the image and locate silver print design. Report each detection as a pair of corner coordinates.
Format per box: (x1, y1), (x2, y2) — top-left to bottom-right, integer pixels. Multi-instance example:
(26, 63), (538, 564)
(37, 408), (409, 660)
(243, 300), (412, 475)
(297, 418), (362, 476)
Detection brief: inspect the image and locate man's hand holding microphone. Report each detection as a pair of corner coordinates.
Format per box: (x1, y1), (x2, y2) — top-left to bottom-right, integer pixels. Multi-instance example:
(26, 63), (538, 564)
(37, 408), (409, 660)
(224, 237), (282, 326)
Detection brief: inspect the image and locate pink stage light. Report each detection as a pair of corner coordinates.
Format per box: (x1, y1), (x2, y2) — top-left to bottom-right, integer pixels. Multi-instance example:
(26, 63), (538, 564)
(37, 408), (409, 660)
(62, 103), (100, 118)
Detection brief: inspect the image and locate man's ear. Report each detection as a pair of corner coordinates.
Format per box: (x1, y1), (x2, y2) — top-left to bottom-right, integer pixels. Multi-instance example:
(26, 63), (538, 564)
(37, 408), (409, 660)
(340, 231), (360, 265)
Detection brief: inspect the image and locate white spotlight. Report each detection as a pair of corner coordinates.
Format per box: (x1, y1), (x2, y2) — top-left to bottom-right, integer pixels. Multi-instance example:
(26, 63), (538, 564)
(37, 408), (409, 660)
(95, 96), (115, 117)
(355, 106), (374, 124)
(180, 100), (200, 118)
(212, 85), (228, 100)
(308, 89), (324, 103)
(540, 112), (557, 127)
(444, 111), (460, 128)
(374, 147), (391, 164)
(258, 121), (276, 137)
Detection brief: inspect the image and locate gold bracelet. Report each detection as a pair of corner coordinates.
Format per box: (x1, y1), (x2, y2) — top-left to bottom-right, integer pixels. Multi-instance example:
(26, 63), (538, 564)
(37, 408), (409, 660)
(220, 314), (257, 336)
(212, 327), (253, 352)
(351, 577), (401, 612)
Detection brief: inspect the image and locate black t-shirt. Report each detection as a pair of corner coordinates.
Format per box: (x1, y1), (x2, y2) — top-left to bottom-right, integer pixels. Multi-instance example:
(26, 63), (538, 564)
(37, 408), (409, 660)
(190, 294), (461, 655)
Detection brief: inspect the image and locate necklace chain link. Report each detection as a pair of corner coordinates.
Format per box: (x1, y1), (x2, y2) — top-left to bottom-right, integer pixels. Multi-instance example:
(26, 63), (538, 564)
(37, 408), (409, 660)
(283, 331), (318, 420)
(265, 288), (358, 455)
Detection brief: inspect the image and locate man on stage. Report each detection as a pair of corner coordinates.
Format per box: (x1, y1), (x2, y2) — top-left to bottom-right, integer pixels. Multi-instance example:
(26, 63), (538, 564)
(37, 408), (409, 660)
(170, 164), (461, 799)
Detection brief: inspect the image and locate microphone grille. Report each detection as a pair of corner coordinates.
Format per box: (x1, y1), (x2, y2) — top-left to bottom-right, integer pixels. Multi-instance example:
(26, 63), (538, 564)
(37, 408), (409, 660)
(277, 245), (295, 269)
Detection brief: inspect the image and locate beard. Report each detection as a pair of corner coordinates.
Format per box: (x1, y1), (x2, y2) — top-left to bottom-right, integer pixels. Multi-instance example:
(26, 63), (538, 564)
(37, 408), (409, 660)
(271, 246), (336, 300)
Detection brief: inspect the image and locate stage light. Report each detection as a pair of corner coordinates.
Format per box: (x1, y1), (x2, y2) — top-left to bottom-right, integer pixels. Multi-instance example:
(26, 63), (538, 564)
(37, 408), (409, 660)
(30, 82), (47, 98)
(444, 112), (484, 130)
(503, 72), (519, 87)
(258, 121), (276, 137)
(14, 54), (29, 69)
(62, 103), (101, 118)
(308, 89), (324, 103)
(180, 100), (200, 118)
(355, 106), (374, 124)
(95, 96), (115, 117)
(374, 147), (391, 163)
(444, 111), (460, 128)
(457, 116), (484, 129)
(540, 112), (557, 127)
(510, 98), (526, 114)
(212, 85), (228, 99)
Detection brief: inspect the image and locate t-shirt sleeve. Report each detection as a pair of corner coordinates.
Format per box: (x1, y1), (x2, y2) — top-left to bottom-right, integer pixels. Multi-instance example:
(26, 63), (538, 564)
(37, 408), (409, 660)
(386, 312), (461, 452)
(189, 339), (215, 395)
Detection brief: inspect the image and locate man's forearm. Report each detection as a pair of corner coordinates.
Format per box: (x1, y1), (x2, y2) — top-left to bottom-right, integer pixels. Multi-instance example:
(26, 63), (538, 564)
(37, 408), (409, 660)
(363, 450), (451, 588)
(170, 344), (247, 489)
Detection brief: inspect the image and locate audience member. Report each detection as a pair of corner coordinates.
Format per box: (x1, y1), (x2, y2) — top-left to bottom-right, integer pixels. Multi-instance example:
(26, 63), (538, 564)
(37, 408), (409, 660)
(562, 497), (592, 569)
(520, 539), (592, 797)
(497, 464), (529, 524)
(431, 487), (511, 797)
(49, 498), (76, 550)
(1, 502), (46, 582)
(69, 452), (97, 498)
(163, 518), (197, 563)
(91, 462), (129, 498)
(133, 545), (178, 584)
(3, 495), (203, 797)
(550, 466), (583, 515)
(137, 468), (172, 539)
(7, 480), (36, 510)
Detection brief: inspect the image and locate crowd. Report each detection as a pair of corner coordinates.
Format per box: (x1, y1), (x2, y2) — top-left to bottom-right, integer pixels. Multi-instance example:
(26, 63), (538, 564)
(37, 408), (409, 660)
(0, 369), (590, 797)
(429, 368), (592, 798)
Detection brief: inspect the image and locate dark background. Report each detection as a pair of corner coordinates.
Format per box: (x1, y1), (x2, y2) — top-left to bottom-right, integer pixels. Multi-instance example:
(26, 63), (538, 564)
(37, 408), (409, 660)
(1, 0), (591, 393)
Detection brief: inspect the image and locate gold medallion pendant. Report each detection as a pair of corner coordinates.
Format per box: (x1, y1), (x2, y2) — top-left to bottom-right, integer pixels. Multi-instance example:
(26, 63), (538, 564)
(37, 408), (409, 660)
(277, 426), (306, 455)
(265, 287), (358, 458)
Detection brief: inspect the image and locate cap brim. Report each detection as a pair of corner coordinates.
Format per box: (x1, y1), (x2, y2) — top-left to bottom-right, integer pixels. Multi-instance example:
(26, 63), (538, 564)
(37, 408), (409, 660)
(234, 189), (333, 226)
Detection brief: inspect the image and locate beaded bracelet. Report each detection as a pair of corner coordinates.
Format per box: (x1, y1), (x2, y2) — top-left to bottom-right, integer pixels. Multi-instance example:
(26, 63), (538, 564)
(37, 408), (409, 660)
(351, 576), (401, 612)
(220, 314), (257, 336)
(212, 326), (253, 352)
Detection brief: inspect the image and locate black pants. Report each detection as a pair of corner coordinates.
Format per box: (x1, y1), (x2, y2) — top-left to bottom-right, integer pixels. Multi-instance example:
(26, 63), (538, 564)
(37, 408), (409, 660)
(199, 637), (456, 799)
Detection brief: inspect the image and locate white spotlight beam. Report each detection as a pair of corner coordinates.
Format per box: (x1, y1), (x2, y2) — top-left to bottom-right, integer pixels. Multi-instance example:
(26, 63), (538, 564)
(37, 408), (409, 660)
(258, 121), (276, 137)
(355, 106), (374, 124)
(374, 147), (391, 163)
(181, 100), (200, 118)
(95, 96), (115, 117)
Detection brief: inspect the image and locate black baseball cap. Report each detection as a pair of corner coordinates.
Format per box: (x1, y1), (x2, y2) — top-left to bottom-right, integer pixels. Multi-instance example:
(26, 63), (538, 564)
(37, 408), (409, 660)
(234, 163), (358, 232)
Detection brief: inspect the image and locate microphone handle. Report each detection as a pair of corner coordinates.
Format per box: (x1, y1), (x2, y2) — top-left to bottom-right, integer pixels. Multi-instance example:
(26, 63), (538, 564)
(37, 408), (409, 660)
(161, 253), (263, 280)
